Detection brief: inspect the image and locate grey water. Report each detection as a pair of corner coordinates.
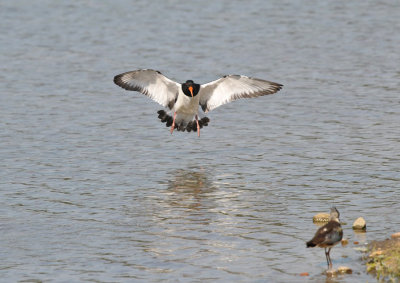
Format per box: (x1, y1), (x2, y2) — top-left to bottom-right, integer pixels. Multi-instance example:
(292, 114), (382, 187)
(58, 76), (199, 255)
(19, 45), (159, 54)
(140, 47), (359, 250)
(1, 0), (399, 282)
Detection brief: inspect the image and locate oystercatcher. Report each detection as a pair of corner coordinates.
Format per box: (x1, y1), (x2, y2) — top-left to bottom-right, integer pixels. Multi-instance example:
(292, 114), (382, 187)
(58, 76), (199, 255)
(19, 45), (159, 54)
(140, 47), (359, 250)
(306, 207), (343, 270)
(113, 69), (282, 136)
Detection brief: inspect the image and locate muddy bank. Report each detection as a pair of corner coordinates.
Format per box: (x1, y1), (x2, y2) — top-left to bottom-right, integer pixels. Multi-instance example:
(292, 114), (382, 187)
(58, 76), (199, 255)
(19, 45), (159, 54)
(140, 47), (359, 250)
(365, 237), (400, 281)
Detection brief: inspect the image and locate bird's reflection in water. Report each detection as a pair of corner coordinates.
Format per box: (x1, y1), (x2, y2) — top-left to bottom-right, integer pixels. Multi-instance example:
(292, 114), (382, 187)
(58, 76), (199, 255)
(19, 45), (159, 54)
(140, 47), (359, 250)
(164, 168), (217, 211)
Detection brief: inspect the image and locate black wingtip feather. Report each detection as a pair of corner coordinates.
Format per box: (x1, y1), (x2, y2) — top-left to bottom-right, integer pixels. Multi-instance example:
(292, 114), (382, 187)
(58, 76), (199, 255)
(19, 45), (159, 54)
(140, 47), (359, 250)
(113, 74), (121, 84)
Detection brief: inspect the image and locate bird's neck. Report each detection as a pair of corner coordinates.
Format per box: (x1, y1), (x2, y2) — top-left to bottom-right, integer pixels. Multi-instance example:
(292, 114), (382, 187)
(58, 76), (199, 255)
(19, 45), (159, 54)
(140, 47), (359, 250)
(330, 217), (340, 223)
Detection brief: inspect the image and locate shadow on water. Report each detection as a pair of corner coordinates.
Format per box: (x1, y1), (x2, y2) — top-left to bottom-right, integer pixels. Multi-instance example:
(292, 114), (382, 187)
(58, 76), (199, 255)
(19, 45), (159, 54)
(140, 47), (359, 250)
(163, 167), (218, 211)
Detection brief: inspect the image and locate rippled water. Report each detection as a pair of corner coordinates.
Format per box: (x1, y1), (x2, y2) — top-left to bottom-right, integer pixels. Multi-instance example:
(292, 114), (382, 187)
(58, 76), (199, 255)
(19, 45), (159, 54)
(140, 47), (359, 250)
(1, 0), (399, 282)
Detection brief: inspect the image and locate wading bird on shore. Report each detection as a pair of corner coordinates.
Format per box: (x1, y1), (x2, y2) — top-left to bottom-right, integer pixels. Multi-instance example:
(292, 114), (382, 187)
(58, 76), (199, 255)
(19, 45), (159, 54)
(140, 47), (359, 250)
(306, 207), (343, 270)
(113, 69), (282, 137)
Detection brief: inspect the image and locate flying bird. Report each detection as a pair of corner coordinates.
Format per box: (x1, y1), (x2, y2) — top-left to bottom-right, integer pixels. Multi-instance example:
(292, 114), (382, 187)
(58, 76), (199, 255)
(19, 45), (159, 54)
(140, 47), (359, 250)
(113, 69), (282, 136)
(306, 207), (343, 270)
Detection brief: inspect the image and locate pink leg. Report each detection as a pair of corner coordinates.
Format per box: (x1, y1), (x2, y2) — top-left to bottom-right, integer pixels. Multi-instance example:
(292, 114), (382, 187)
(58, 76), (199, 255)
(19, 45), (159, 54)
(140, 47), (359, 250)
(195, 115), (200, 137)
(170, 112), (177, 134)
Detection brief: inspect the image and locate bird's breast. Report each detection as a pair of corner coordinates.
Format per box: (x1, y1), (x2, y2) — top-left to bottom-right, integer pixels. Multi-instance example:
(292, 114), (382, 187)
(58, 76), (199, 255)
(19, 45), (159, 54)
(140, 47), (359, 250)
(174, 92), (200, 114)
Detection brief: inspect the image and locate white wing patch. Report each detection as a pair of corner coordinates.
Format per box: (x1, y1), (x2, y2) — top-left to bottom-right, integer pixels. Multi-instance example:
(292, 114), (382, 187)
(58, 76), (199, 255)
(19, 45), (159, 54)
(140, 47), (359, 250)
(199, 75), (282, 112)
(114, 69), (180, 109)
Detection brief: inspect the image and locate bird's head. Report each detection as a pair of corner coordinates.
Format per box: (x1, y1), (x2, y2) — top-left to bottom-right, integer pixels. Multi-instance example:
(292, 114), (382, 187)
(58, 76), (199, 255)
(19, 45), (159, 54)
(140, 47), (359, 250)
(330, 207), (340, 222)
(182, 80), (200, 98)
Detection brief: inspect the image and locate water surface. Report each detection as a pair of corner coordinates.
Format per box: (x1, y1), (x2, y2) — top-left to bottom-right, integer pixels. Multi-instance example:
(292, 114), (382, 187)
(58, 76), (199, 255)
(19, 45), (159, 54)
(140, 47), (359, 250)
(1, 0), (400, 282)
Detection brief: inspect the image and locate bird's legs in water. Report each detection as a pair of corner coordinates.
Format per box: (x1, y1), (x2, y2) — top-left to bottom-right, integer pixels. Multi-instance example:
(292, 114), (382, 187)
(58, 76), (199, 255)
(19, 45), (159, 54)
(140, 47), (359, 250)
(325, 248), (332, 270)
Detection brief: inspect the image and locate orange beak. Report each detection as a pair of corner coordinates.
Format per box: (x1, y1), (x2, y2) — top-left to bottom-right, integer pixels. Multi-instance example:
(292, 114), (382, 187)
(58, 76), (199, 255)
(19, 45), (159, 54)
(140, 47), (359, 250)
(188, 86), (193, 97)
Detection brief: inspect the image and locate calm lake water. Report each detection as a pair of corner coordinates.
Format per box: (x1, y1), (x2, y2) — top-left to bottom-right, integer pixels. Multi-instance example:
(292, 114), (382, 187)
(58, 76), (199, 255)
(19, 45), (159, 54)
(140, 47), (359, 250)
(1, 0), (399, 282)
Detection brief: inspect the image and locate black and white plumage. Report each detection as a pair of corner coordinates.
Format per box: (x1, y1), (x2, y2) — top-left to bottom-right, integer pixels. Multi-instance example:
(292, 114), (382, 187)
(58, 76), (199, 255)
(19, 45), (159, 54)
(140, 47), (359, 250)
(306, 207), (343, 270)
(113, 69), (282, 136)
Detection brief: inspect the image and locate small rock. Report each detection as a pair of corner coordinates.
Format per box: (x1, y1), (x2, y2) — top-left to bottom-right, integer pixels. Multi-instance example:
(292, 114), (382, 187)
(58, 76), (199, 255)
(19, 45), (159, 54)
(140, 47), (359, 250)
(341, 239), (349, 246)
(326, 269), (337, 277)
(352, 217), (366, 230)
(313, 213), (330, 223)
(299, 272), (309, 276)
(337, 266), (352, 274)
(369, 249), (383, 257)
(391, 232), (400, 239)
(354, 246), (368, 252)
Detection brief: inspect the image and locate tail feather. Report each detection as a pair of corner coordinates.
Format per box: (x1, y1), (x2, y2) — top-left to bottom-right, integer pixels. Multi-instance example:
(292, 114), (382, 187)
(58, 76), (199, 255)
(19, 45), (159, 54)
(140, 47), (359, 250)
(306, 240), (316, 248)
(157, 110), (210, 133)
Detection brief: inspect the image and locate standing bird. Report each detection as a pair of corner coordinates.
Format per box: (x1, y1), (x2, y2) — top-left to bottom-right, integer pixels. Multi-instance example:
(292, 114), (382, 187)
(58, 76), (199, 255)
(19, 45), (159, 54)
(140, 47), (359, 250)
(306, 207), (343, 270)
(113, 69), (282, 137)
